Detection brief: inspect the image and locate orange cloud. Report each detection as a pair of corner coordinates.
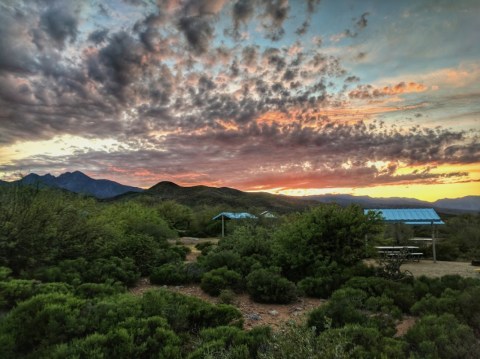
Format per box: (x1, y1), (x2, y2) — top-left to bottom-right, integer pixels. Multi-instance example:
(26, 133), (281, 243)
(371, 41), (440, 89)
(349, 81), (427, 99)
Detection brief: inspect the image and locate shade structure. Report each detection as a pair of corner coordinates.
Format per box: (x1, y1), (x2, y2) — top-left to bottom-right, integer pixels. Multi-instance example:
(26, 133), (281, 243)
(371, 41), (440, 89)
(364, 208), (444, 263)
(363, 208), (444, 225)
(212, 212), (257, 220)
(212, 212), (257, 237)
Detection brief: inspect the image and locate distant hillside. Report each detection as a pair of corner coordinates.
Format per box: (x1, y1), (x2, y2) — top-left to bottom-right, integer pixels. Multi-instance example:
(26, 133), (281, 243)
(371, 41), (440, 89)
(138, 181), (314, 212)
(8, 171), (143, 199)
(302, 194), (480, 213)
(433, 196), (480, 212)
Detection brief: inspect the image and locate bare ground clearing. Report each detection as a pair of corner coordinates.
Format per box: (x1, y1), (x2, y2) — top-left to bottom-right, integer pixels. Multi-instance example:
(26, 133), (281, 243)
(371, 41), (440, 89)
(130, 278), (325, 330)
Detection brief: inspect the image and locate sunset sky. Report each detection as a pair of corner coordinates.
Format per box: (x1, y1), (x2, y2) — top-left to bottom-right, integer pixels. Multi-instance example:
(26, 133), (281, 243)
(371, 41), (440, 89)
(0, 0), (479, 201)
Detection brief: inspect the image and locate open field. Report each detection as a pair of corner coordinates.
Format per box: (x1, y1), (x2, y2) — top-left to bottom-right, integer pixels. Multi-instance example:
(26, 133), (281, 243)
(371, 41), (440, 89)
(401, 260), (480, 278)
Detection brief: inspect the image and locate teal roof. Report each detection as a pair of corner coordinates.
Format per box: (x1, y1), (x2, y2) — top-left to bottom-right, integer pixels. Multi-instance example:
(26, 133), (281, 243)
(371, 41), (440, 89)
(364, 208), (444, 225)
(212, 212), (257, 220)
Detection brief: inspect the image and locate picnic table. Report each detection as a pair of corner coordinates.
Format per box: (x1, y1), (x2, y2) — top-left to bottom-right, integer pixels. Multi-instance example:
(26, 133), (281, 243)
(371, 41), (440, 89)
(375, 246), (423, 261)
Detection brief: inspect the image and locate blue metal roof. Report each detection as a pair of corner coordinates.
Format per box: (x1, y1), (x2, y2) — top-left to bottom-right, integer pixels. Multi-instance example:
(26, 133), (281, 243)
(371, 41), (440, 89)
(364, 208), (444, 225)
(212, 212), (258, 220)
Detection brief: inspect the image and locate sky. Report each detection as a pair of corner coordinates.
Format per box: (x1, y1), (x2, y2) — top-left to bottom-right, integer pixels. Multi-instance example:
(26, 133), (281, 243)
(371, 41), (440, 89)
(0, 0), (479, 201)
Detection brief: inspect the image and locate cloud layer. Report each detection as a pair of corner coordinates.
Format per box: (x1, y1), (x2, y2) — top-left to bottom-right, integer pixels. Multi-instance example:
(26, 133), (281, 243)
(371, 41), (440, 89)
(0, 0), (478, 193)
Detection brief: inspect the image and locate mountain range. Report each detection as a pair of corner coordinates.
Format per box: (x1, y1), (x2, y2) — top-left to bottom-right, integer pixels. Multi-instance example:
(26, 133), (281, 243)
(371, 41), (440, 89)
(1, 171), (478, 213)
(3, 171), (143, 199)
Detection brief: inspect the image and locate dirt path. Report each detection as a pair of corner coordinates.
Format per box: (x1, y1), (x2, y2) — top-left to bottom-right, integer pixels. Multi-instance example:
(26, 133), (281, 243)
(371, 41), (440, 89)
(130, 278), (325, 330)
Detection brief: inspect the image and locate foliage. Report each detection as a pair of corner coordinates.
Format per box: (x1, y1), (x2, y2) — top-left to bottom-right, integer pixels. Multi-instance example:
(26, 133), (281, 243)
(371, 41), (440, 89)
(34, 256), (140, 287)
(201, 267), (243, 296)
(141, 289), (243, 333)
(405, 314), (480, 359)
(273, 204), (381, 281)
(189, 326), (271, 359)
(246, 268), (297, 304)
(150, 262), (189, 285)
(307, 287), (401, 336)
(0, 279), (72, 310)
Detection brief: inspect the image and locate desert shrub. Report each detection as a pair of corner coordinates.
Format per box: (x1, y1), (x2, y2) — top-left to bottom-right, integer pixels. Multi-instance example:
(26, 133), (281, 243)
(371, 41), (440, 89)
(201, 267), (243, 296)
(0, 279), (72, 310)
(199, 250), (242, 272)
(34, 256), (140, 287)
(141, 289), (243, 333)
(218, 289), (236, 305)
(259, 323), (347, 359)
(51, 316), (182, 359)
(195, 241), (214, 252)
(0, 293), (88, 355)
(74, 282), (124, 298)
(317, 324), (406, 359)
(185, 262), (205, 282)
(246, 268), (297, 304)
(273, 205), (382, 281)
(152, 247), (184, 267)
(150, 262), (189, 285)
(405, 314), (480, 359)
(86, 294), (142, 333)
(85, 257), (140, 287)
(171, 245), (191, 259)
(308, 288), (368, 332)
(0, 267), (12, 281)
(298, 276), (335, 298)
(411, 286), (480, 329)
(189, 325), (271, 359)
(344, 276), (416, 313)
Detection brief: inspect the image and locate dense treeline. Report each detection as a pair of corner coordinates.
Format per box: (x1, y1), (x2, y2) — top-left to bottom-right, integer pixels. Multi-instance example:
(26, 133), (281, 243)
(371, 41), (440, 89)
(0, 185), (479, 358)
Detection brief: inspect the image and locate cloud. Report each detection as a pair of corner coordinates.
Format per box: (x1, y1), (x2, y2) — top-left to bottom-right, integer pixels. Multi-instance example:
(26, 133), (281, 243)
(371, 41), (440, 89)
(349, 82), (428, 99)
(39, 4), (79, 49)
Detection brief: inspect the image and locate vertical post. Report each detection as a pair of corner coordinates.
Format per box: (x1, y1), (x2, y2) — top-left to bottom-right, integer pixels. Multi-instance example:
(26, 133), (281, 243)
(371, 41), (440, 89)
(221, 216), (225, 238)
(432, 221), (437, 263)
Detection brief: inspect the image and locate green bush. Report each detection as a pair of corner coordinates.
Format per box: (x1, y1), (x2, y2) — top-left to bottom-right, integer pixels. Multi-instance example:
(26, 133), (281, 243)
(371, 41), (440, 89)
(218, 289), (236, 305)
(405, 314), (480, 359)
(199, 250), (242, 272)
(74, 282), (124, 298)
(141, 289), (243, 333)
(316, 324), (406, 359)
(344, 276), (415, 313)
(150, 262), (189, 285)
(246, 268), (297, 304)
(298, 276), (336, 298)
(189, 325), (271, 359)
(201, 267), (243, 296)
(0, 279), (73, 310)
(34, 256), (140, 287)
(411, 286), (480, 329)
(0, 293), (88, 355)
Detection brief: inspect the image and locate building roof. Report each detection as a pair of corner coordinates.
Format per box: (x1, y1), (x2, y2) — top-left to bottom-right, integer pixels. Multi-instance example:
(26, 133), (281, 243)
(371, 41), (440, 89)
(212, 212), (257, 220)
(364, 208), (445, 225)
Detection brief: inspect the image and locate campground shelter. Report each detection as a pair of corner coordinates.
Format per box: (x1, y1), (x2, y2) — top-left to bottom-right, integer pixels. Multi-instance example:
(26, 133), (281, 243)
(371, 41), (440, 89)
(212, 212), (257, 237)
(364, 208), (444, 263)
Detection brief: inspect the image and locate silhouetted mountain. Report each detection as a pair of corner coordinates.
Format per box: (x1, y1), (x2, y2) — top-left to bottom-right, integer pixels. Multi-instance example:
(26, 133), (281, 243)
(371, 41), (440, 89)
(143, 181), (314, 212)
(433, 196), (480, 212)
(302, 194), (480, 213)
(13, 171), (143, 199)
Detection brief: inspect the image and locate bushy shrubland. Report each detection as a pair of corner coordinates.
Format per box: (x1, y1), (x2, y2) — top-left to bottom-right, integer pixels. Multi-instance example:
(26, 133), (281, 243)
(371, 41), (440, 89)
(308, 287), (401, 336)
(405, 314), (480, 359)
(246, 268), (297, 304)
(34, 256), (140, 287)
(141, 289), (243, 333)
(151, 262), (189, 285)
(189, 325), (271, 359)
(201, 267), (243, 296)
